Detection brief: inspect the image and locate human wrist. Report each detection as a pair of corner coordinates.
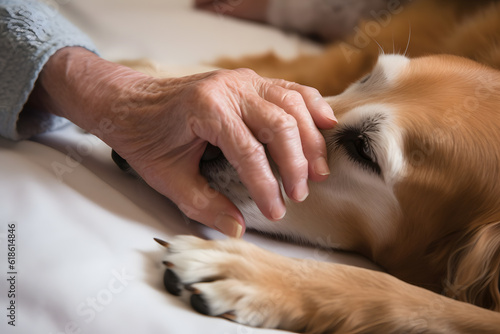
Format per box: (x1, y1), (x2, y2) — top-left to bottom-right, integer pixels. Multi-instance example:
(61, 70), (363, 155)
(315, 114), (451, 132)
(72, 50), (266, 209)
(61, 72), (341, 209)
(33, 47), (152, 141)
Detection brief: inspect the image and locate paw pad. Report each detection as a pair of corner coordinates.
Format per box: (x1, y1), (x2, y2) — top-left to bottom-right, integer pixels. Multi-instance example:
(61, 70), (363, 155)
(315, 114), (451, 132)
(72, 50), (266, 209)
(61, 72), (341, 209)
(190, 293), (211, 315)
(163, 269), (182, 296)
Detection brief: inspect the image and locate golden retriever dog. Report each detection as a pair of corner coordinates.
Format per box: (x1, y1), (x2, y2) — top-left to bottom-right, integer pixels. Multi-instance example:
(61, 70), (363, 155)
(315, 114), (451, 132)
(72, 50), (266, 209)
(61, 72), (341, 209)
(158, 53), (500, 333)
(121, 0), (500, 332)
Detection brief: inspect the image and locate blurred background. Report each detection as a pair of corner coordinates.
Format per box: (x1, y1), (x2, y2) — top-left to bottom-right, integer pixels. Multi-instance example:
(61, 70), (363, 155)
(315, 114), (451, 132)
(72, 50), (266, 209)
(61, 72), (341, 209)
(58, 0), (322, 67)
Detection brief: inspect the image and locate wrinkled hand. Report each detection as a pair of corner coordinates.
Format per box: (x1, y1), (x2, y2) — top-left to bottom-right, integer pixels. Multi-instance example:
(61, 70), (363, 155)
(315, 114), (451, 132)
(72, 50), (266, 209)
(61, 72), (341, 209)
(33, 47), (336, 237)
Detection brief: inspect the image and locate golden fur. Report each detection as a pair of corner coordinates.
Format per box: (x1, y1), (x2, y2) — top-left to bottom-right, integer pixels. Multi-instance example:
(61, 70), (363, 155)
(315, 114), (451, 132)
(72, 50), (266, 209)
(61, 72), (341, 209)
(134, 0), (500, 332)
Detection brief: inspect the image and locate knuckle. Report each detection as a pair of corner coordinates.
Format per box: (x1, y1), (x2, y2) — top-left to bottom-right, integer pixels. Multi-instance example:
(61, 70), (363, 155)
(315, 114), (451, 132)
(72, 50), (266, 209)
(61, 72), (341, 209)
(304, 86), (321, 96)
(307, 129), (326, 146)
(193, 79), (216, 98)
(278, 157), (308, 184)
(201, 69), (234, 88)
(207, 71), (229, 85)
(192, 82), (223, 109)
(301, 132), (327, 160)
(272, 113), (298, 134)
(281, 90), (304, 107)
(239, 142), (267, 166)
(239, 142), (266, 162)
(234, 68), (256, 76)
(295, 158), (309, 173)
(272, 78), (289, 87)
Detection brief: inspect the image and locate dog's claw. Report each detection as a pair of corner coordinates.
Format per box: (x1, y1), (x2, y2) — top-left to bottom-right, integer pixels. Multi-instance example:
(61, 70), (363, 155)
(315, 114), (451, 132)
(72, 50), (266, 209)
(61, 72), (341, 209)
(163, 269), (182, 296)
(154, 238), (170, 248)
(220, 312), (236, 321)
(190, 293), (211, 315)
(162, 260), (174, 268)
(185, 284), (200, 294)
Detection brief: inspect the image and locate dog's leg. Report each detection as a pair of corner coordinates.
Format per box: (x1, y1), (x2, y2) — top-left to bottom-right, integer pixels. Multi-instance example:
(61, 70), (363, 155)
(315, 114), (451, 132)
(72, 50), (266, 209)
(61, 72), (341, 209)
(162, 235), (500, 333)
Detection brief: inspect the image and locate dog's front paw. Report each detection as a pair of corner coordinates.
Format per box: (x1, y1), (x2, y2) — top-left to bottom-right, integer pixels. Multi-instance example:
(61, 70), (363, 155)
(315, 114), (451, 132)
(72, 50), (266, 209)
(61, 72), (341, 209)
(157, 235), (311, 330)
(155, 236), (475, 334)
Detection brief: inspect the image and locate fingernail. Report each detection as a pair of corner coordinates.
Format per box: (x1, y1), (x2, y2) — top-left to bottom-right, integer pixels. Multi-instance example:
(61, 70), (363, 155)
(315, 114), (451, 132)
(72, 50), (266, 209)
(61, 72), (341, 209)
(293, 178), (309, 202)
(314, 97), (337, 124)
(324, 110), (338, 124)
(270, 197), (286, 220)
(314, 157), (330, 176)
(215, 214), (243, 238)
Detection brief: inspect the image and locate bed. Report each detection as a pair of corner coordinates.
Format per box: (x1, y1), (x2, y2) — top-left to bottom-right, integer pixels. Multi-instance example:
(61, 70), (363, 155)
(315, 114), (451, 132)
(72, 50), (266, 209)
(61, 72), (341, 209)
(0, 1), (379, 333)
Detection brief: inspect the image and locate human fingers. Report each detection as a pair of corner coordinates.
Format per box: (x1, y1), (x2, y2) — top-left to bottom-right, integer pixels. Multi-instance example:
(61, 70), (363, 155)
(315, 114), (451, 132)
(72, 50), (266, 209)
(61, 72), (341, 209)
(144, 162), (246, 238)
(260, 83), (331, 182)
(177, 175), (246, 238)
(238, 91), (310, 203)
(194, 115), (287, 221)
(268, 78), (337, 129)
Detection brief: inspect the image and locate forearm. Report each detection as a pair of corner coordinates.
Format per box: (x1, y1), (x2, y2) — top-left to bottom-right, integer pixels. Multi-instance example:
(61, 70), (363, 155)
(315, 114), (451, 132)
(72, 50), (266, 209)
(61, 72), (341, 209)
(0, 0), (98, 140)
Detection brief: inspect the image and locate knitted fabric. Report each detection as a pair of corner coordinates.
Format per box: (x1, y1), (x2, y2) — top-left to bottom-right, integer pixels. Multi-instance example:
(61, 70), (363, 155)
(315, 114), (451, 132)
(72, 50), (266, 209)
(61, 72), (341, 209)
(0, 0), (97, 140)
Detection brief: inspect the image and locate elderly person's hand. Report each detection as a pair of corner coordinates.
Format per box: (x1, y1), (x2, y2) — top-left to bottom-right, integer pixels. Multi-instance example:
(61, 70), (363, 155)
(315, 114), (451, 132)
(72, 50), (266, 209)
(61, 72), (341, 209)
(30, 47), (336, 237)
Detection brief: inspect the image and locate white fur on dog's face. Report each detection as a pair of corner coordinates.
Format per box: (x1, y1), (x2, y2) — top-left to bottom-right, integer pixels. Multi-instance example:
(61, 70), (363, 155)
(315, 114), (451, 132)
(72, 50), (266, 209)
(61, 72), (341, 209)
(200, 55), (411, 253)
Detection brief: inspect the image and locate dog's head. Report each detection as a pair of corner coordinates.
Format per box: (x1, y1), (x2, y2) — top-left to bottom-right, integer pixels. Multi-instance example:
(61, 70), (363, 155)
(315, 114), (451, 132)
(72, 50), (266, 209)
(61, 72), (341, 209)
(201, 54), (500, 310)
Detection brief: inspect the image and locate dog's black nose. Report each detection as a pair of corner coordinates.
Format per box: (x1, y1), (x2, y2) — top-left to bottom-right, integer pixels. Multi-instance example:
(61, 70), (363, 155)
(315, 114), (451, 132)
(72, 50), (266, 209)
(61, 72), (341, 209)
(201, 143), (222, 161)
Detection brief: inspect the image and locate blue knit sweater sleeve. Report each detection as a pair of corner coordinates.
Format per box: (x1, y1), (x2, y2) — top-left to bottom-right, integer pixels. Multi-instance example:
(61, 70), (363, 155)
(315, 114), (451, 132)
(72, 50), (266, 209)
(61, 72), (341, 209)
(0, 0), (98, 140)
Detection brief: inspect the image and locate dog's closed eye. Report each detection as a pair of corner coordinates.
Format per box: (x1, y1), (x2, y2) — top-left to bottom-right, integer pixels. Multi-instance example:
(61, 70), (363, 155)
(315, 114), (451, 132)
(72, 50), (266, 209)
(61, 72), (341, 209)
(334, 127), (381, 176)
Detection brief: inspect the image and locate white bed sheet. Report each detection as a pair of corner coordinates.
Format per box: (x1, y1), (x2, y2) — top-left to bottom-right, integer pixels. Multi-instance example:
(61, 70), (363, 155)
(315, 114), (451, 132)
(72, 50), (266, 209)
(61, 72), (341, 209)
(0, 1), (379, 333)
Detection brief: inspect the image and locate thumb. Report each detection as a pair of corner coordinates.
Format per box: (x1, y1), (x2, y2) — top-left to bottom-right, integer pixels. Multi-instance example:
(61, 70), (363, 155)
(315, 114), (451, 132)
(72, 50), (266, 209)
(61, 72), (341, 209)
(168, 174), (246, 238)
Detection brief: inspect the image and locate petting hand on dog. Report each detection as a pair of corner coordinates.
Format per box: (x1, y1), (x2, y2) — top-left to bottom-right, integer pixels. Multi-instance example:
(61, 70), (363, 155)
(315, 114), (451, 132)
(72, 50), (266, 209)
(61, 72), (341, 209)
(29, 47), (336, 238)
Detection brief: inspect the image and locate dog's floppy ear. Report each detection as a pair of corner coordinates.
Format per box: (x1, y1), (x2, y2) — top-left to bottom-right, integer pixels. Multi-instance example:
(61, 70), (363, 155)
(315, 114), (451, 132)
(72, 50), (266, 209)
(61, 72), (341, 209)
(445, 222), (500, 311)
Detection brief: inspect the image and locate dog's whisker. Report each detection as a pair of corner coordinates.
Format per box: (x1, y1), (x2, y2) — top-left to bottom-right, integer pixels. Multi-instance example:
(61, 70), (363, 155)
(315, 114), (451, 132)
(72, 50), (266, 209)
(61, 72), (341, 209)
(372, 38), (385, 56)
(392, 32), (395, 54)
(403, 24), (412, 56)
